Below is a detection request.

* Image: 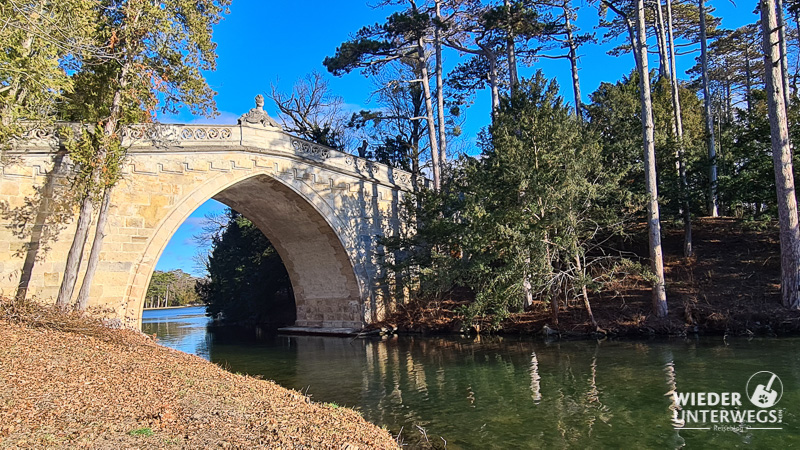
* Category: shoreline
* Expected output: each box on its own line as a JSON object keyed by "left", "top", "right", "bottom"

{"left": 364, "top": 218, "right": 794, "bottom": 340}
{"left": 142, "top": 304, "right": 203, "bottom": 311}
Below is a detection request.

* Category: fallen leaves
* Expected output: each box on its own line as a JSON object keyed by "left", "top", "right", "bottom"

{"left": 0, "top": 303, "right": 398, "bottom": 449}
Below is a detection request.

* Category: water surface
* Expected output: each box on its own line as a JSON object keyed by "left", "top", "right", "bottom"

{"left": 143, "top": 307, "right": 800, "bottom": 448}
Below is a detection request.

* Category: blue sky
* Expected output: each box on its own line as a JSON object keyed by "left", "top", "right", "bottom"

{"left": 155, "top": 0, "right": 756, "bottom": 276}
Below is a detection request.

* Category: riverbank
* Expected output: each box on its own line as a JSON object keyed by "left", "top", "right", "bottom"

{"left": 142, "top": 304, "right": 202, "bottom": 311}
{"left": 0, "top": 300, "right": 398, "bottom": 449}
{"left": 372, "top": 217, "right": 800, "bottom": 338}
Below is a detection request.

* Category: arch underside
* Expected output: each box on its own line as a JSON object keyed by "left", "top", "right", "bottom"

{"left": 211, "top": 175, "right": 364, "bottom": 329}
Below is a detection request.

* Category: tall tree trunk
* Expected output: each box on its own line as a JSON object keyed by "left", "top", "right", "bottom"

{"left": 56, "top": 0, "right": 139, "bottom": 308}
{"left": 545, "top": 237, "right": 559, "bottom": 325}
{"left": 636, "top": 0, "right": 669, "bottom": 317}
{"left": 793, "top": 9, "right": 800, "bottom": 94}
{"left": 654, "top": 1, "right": 670, "bottom": 79}
{"left": 628, "top": 24, "right": 641, "bottom": 72}
{"left": 666, "top": 0, "right": 692, "bottom": 256}
{"left": 564, "top": 1, "right": 583, "bottom": 120}
{"left": 762, "top": 0, "right": 800, "bottom": 309}
{"left": 489, "top": 55, "right": 501, "bottom": 118}
{"left": 434, "top": 0, "right": 447, "bottom": 169}
{"left": 745, "top": 42, "right": 754, "bottom": 116}
{"left": 417, "top": 37, "right": 441, "bottom": 191}
{"left": 481, "top": 44, "right": 501, "bottom": 119}
{"left": 699, "top": 0, "right": 718, "bottom": 216}
{"left": 777, "top": 0, "right": 792, "bottom": 104}
{"left": 75, "top": 187, "right": 112, "bottom": 311}
{"left": 575, "top": 252, "right": 597, "bottom": 329}
{"left": 523, "top": 253, "right": 533, "bottom": 310}
{"left": 724, "top": 67, "right": 733, "bottom": 121}
{"left": 63, "top": 7, "right": 145, "bottom": 309}
{"left": 59, "top": 62, "right": 129, "bottom": 309}
{"left": 504, "top": 0, "right": 519, "bottom": 96}
{"left": 55, "top": 194, "right": 94, "bottom": 308}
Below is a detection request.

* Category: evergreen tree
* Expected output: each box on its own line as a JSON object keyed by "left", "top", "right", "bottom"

{"left": 385, "top": 74, "right": 633, "bottom": 329}
{"left": 196, "top": 209, "right": 295, "bottom": 326}
{"left": 324, "top": 4, "right": 444, "bottom": 189}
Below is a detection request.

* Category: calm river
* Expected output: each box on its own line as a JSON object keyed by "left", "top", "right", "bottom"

{"left": 143, "top": 306, "right": 800, "bottom": 448}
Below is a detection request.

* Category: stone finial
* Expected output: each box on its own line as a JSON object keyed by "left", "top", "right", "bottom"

{"left": 238, "top": 94, "right": 280, "bottom": 128}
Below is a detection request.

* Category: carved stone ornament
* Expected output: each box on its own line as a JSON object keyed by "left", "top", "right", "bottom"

{"left": 238, "top": 94, "right": 281, "bottom": 128}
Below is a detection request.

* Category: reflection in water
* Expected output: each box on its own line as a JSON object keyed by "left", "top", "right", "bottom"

{"left": 664, "top": 352, "right": 685, "bottom": 429}
{"left": 142, "top": 307, "right": 212, "bottom": 359}
{"left": 530, "top": 351, "right": 542, "bottom": 403}
{"left": 143, "top": 308, "right": 800, "bottom": 449}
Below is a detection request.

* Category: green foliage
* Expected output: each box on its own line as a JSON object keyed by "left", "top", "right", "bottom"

{"left": 384, "top": 73, "right": 634, "bottom": 327}
{"left": 482, "top": 0, "right": 543, "bottom": 39}
{"left": 460, "top": 73, "right": 631, "bottom": 322}
{"left": 323, "top": 9, "right": 430, "bottom": 77}
{"left": 60, "top": 125, "right": 125, "bottom": 196}
{"left": 717, "top": 92, "right": 800, "bottom": 218}
{"left": 56, "top": 0, "right": 231, "bottom": 200}
{"left": 0, "top": 0, "right": 94, "bottom": 146}
{"left": 196, "top": 209, "right": 294, "bottom": 327}
{"left": 64, "top": 0, "right": 230, "bottom": 122}
{"left": 586, "top": 71, "right": 706, "bottom": 218}
{"left": 371, "top": 137, "right": 414, "bottom": 172}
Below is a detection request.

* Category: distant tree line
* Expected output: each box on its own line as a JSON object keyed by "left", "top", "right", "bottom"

{"left": 144, "top": 270, "right": 200, "bottom": 309}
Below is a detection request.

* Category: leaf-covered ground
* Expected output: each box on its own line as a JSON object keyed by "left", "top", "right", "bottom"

{"left": 0, "top": 305, "right": 398, "bottom": 449}
{"left": 373, "top": 217, "right": 800, "bottom": 337}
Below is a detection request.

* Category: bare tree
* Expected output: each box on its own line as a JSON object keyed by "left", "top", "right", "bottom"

{"left": 269, "top": 72, "right": 351, "bottom": 150}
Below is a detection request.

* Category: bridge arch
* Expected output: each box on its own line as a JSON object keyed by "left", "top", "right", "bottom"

{"left": 0, "top": 120, "right": 417, "bottom": 330}
{"left": 130, "top": 169, "right": 365, "bottom": 329}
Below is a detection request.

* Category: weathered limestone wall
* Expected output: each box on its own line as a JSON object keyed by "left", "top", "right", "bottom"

{"left": 0, "top": 122, "right": 414, "bottom": 329}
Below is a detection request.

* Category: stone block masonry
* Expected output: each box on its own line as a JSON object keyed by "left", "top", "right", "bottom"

{"left": 0, "top": 102, "right": 416, "bottom": 329}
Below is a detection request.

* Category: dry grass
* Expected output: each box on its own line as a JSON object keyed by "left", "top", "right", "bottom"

{"left": 0, "top": 297, "right": 132, "bottom": 343}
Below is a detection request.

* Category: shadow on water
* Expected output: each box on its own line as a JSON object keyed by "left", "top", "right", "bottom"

{"left": 143, "top": 308, "right": 800, "bottom": 449}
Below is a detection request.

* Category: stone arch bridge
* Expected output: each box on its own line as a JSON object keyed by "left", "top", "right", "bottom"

{"left": 0, "top": 112, "right": 417, "bottom": 330}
